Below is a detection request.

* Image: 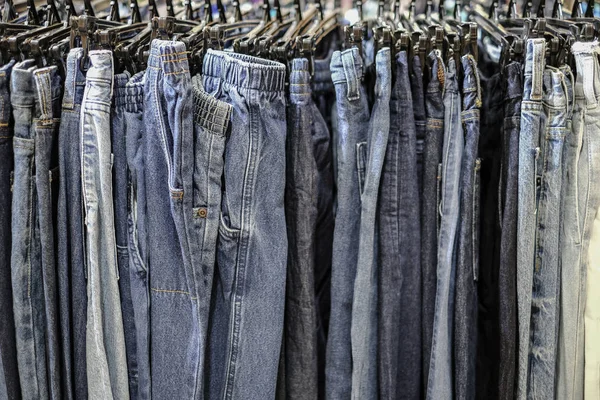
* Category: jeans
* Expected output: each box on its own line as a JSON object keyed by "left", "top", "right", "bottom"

{"left": 527, "top": 66, "right": 569, "bottom": 400}
{"left": 516, "top": 39, "right": 546, "bottom": 400}
{"left": 498, "top": 61, "right": 522, "bottom": 400}
{"left": 81, "top": 50, "right": 130, "bottom": 400}
{"left": 125, "top": 71, "right": 150, "bottom": 400}
{"left": 411, "top": 54, "right": 426, "bottom": 193}
{"left": 112, "top": 72, "right": 138, "bottom": 399}
{"left": 426, "top": 57, "right": 463, "bottom": 400}
{"left": 326, "top": 47, "right": 370, "bottom": 400}
{"left": 562, "top": 41, "right": 600, "bottom": 400}
{"left": 0, "top": 59, "right": 20, "bottom": 400}
{"left": 453, "top": 54, "right": 482, "bottom": 400}
{"left": 143, "top": 40, "right": 200, "bottom": 399}
{"left": 378, "top": 50, "right": 421, "bottom": 400}
{"left": 421, "top": 50, "right": 445, "bottom": 389}
{"left": 350, "top": 48, "right": 391, "bottom": 400}
{"left": 57, "top": 48, "right": 88, "bottom": 400}
{"left": 11, "top": 60, "right": 56, "bottom": 400}
{"left": 202, "top": 49, "right": 287, "bottom": 400}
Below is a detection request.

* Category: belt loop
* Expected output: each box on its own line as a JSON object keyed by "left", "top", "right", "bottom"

{"left": 575, "top": 52, "right": 597, "bottom": 107}
{"left": 531, "top": 39, "right": 545, "bottom": 101}
{"left": 341, "top": 49, "right": 360, "bottom": 101}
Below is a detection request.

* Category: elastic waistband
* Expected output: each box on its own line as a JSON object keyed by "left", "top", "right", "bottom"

{"left": 126, "top": 71, "right": 145, "bottom": 113}
{"left": 113, "top": 72, "right": 130, "bottom": 108}
{"left": 63, "top": 48, "right": 86, "bottom": 109}
{"left": 147, "top": 39, "right": 189, "bottom": 76}
{"left": 11, "top": 60, "right": 36, "bottom": 107}
{"left": 203, "top": 49, "right": 286, "bottom": 92}
{"left": 192, "top": 75, "right": 232, "bottom": 137}
{"left": 290, "top": 58, "right": 311, "bottom": 104}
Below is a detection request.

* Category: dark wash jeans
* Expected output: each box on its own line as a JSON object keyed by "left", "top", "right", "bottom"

{"left": 112, "top": 72, "right": 138, "bottom": 399}
{"left": 0, "top": 59, "right": 20, "bottom": 400}
{"left": 326, "top": 47, "right": 370, "bottom": 400}
{"left": 57, "top": 48, "right": 88, "bottom": 400}
{"left": 125, "top": 71, "right": 150, "bottom": 400}
{"left": 378, "top": 50, "right": 421, "bottom": 400}
{"left": 453, "top": 54, "right": 482, "bottom": 400}
{"left": 143, "top": 40, "right": 202, "bottom": 399}
{"left": 411, "top": 55, "right": 426, "bottom": 193}
{"left": 202, "top": 49, "right": 288, "bottom": 400}
{"left": 421, "top": 50, "right": 445, "bottom": 390}
{"left": 498, "top": 61, "right": 522, "bottom": 400}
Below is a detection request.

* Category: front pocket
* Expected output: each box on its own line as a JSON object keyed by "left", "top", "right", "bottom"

{"left": 356, "top": 141, "right": 367, "bottom": 195}
{"left": 216, "top": 214, "right": 241, "bottom": 301}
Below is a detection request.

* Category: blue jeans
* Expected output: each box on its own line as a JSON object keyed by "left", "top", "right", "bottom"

{"left": 202, "top": 49, "right": 287, "bottom": 400}
{"left": 426, "top": 57, "right": 463, "bottom": 400}
{"left": 516, "top": 39, "right": 546, "bottom": 400}
{"left": 81, "top": 50, "right": 130, "bottom": 400}
{"left": 326, "top": 47, "right": 370, "bottom": 400}
{"left": 0, "top": 59, "right": 20, "bottom": 400}
{"left": 377, "top": 50, "right": 421, "bottom": 400}
{"left": 125, "top": 71, "right": 150, "bottom": 400}
{"left": 57, "top": 48, "right": 88, "bottom": 400}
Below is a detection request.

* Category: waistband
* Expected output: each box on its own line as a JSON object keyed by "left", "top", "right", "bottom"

{"left": 126, "top": 71, "right": 145, "bottom": 113}
{"left": 192, "top": 75, "right": 232, "bottom": 137}
{"left": 445, "top": 57, "right": 459, "bottom": 93}
{"left": 290, "top": 58, "right": 311, "bottom": 104}
{"left": 33, "top": 65, "right": 61, "bottom": 119}
{"left": 113, "top": 72, "right": 131, "bottom": 108}
{"left": 11, "top": 60, "right": 36, "bottom": 107}
{"left": 0, "top": 59, "right": 15, "bottom": 95}
{"left": 331, "top": 47, "right": 364, "bottom": 101}
{"left": 85, "top": 50, "right": 114, "bottom": 105}
{"left": 63, "top": 48, "right": 86, "bottom": 109}
{"left": 203, "top": 49, "right": 286, "bottom": 92}
{"left": 147, "top": 39, "right": 189, "bottom": 76}
{"left": 461, "top": 53, "right": 482, "bottom": 107}
{"left": 572, "top": 41, "right": 600, "bottom": 106}
{"left": 543, "top": 66, "right": 568, "bottom": 110}
{"left": 504, "top": 61, "right": 523, "bottom": 101}
{"left": 375, "top": 48, "right": 392, "bottom": 99}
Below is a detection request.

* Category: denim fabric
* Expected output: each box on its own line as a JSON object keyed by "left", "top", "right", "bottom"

{"left": 516, "top": 38, "right": 546, "bottom": 400}
{"left": 143, "top": 40, "right": 201, "bottom": 399}
{"left": 498, "top": 61, "right": 522, "bottom": 400}
{"left": 426, "top": 57, "right": 463, "bottom": 400}
{"left": 0, "top": 59, "right": 20, "bottom": 400}
{"left": 421, "top": 50, "right": 445, "bottom": 389}
{"left": 33, "top": 64, "right": 63, "bottom": 400}
{"left": 202, "top": 49, "right": 287, "bottom": 400}
{"left": 477, "top": 60, "right": 505, "bottom": 400}
{"left": 81, "top": 50, "right": 130, "bottom": 400}
{"left": 562, "top": 41, "right": 600, "bottom": 400}
{"left": 411, "top": 55, "right": 426, "bottom": 193}
{"left": 326, "top": 47, "right": 370, "bottom": 400}
{"left": 112, "top": 72, "right": 138, "bottom": 399}
{"left": 280, "top": 58, "right": 320, "bottom": 400}
{"left": 350, "top": 48, "right": 391, "bottom": 400}
{"left": 378, "top": 50, "right": 421, "bottom": 400}
{"left": 453, "top": 54, "right": 482, "bottom": 400}
{"left": 57, "top": 47, "right": 88, "bottom": 400}
{"left": 11, "top": 60, "right": 49, "bottom": 400}
{"left": 527, "top": 66, "right": 569, "bottom": 399}
{"left": 124, "top": 71, "right": 150, "bottom": 400}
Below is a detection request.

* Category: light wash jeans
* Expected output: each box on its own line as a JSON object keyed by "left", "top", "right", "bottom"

{"left": 586, "top": 204, "right": 600, "bottom": 399}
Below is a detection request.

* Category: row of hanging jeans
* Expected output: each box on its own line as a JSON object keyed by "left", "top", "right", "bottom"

{"left": 2, "top": 29, "right": 600, "bottom": 400}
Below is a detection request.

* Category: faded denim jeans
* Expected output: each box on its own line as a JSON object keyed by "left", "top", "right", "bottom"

{"left": 326, "top": 47, "right": 370, "bottom": 400}
{"left": 81, "top": 50, "right": 130, "bottom": 400}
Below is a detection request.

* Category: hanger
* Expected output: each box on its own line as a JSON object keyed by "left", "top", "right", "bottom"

{"left": 233, "top": 0, "right": 272, "bottom": 54}
{"left": 2, "top": 0, "right": 18, "bottom": 23}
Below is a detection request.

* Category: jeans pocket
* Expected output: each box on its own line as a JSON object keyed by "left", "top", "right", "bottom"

{"left": 472, "top": 158, "right": 481, "bottom": 281}
{"left": 356, "top": 141, "right": 367, "bottom": 195}
{"left": 216, "top": 213, "right": 241, "bottom": 300}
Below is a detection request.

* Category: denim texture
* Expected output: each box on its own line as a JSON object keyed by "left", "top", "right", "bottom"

{"left": 112, "top": 72, "right": 138, "bottom": 399}
{"left": 124, "top": 71, "right": 150, "bottom": 400}
{"left": 143, "top": 40, "right": 201, "bottom": 399}
{"left": 426, "top": 57, "right": 463, "bottom": 400}
{"left": 453, "top": 54, "right": 482, "bottom": 400}
{"left": 527, "top": 66, "right": 569, "bottom": 400}
{"left": 350, "top": 48, "right": 391, "bottom": 400}
{"left": 377, "top": 50, "right": 421, "bottom": 400}
{"left": 563, "top": 41, "right": 600, "bottom": 400}
{"left": 11, "top": 60, "right": 52, "bottom": 400}
{"left": 81, "top": 50, "right": 130, "bottom": 400}
{"left": 0, "top": 59, "right": 20, "bottom": 400}
{"left": 498, "top": 61, "right": 522, "bottom": 400}
{"left": 326, "top": 47, "right": 370, "bottom": 400}
{"left": 517, "top": 38, "right": 546, "bottom": 400}
{"left": 57, "top": 48, "right": 88, "bottom": 400}
{"left": 202, "top": 49, "right": 287, "bottom": 400}
{"left": 421, "top": 50, "right": 445, "bottom": 389}
{"left": 410, "top": 55, "right": 426, "bottom": 193}
{"left": 278, "top": 58, "right": 320, "bottom": 400}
